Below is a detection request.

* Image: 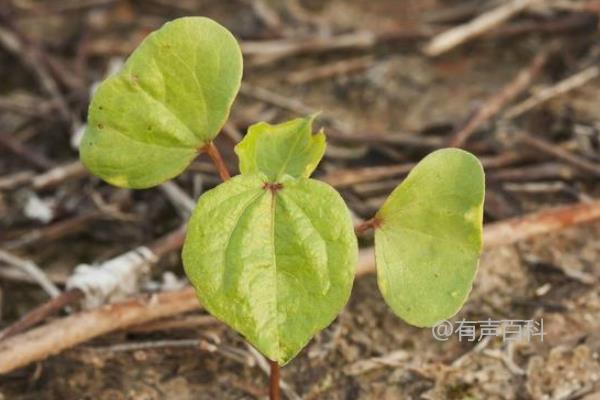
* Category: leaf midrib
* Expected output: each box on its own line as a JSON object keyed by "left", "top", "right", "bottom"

{"left": 269, "top": 188, "right": 281, "bottom": 358}
{"left": 218, "top": 184, "right": 283, "bottom": 358}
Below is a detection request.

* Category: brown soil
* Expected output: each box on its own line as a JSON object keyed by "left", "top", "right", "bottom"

{"left": 0, "top": 0, "right": 599, "bottom": 399}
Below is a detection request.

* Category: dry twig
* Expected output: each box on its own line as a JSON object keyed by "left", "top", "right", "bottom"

{"left": 0, "top": 250, "right": 61, "bottom": 298}
{"left": 482, "top": 199, "right": 600, "bottom": 247}
{"left": 449, "top": 50, "right": 548, "bottom": 147}
{"left": 0, "top": 161, "right": 86, "bottom": 192}
{"left": 2, "top": 200, "right": 600, "bottom": 373}
{"left": 0, "top": 133, "right": 55, "bottom": 170}
{"left": 0, "top": 22, "right": 71, "bottom": 123}
{"left": 504, "top": 65, "right": 599, "bottom": 119}
{"left": 241, "top": 83, "right": 447, "bottom": 150}
{"left": 0, "top": 287, "right": 199, "bottom": 374}
{"left": 0, "top": 226, "right": 186, "bottom": 340}
{"left": 515, "top": 132, "right": 600, "bottom": 177}
{"left": 287, "top": 56, "right": 374, "bottom": 85}
{"left": 343, "top": 350, "right": 409, "bottom": 376}
{"left": 424, "top": 0, "right": 543, "bottom": 56}
{"left": 321, "top": 152, "right": 525, "bottom": 189}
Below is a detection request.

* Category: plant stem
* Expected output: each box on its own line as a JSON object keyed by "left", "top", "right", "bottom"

{"left": 204, "top": 142, "right": 281, "bottom": 399}
{"left": 269, "top": 359, "right": 280, "bottom": 400}
{"left": 202, "top": 142, "right": 231, "bottom": 181}
{"left": 354, "top": 217, "right": 381, "bottom": 235}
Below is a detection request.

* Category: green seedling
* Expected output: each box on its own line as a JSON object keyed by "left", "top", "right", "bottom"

{"left": 80, "top": 17, "right": 485, "bottom": 398}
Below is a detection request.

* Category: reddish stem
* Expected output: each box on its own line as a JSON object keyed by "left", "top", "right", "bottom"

{"left": 269, "top": 360, "right": 280, "bottom": 400}
{"left": 354, "top": 217, "right": 381, "bottom": 235}
{"left": 202, "top": 142, "right": 231, "bottom": 181}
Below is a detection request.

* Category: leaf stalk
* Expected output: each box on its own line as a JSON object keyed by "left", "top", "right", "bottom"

{"left": 269, "top": 359, "right": 280, "bottom": 400}
{"left": 354, "top": 217, "right": 381, "bottom": 235}
{"left": 202, "top": 142, "right": 231, "bottom": 181}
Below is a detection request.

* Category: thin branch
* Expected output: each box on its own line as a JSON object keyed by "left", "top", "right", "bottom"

{"left": 32, "top": 161, "right": 87, "bottom": 190}
{"left": 0, "top": 287, "right": 199, "bottom": 374}
{"left": 0, "top": 264, "right": 65, "bottom": 285}
{"left": 99, "top": 338, "right": 202, "bottom": 353}
{"left": 0, "top": 133, "right": 55, "bottom": 170}
{"left": 424, "top": 0, "right": 543, "bottom": 56}
{"left": 503, "top": 65, "right": 599, "bottom": 119}
{"left": 240, "top": 83, "right": 313, "bottom": 115}
{"left": 0, "top": 289, "right": 84, "bottom": 341}
{"left": 2, "top": 200, "right": 600, "bottom": 373}
{"left": 241, "top": 31, "right": 378, "bottom": 66}
{"left": 127, "top": 314, "right": 217, "bottom": 333}
{"left": 344, "top": 350, "right": 409, "bottom": 376}
{"left": 487, "top": 162, "right": 582, "bottom": 182}
{"left": 321, "top": 152, "right": 524, "bottom": 189}
{"left": 0, "top": 171, "right": 34, "bottom": 191}
{"left": 449, "top": 49, "right": 548, "bottom": 147}
{"left": 0, "top": 226, "right": 186, "bottom": 340}
{"left": 0, "top": 22, "right": 72, "bottom": 123}
{"left": 0, "top": 161, "right": 86, "bottom": 192}
{"left": 322, "top": 163, "right": 414, "bottom": 189}
{"left": 4, "top": 210, "right": 103, "bottom": 250}
{"left": 0, "top": 250, "right": 61, "bottom": 298}
{"left": 240, "top": 83, "right": 441, "bottom": 150}
{"left": 222, "top": 122, "right": 244, "bottom": 143}
{"left": 482, "top": 199, "right": 600, "bottom": 248}
{"left": 159, "top": 181, "right": 196, "bottom": 218}
{"left": 515, "top": 132, "right": 600, "bottom": 177}
{"left": 287, "top": 55, "right": 374, "bottom": 85}
{"left": 146, "top": 225, "right": 186, "bottom": 258}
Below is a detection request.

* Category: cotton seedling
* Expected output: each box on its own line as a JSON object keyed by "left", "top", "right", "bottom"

{"left": 80, "top": 17, "right": 485, "bottom": 399}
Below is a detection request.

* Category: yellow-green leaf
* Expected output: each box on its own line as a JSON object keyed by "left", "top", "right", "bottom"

{"left": 374, "top": 148, "right": 485, "bottom": 327}
{"left": 234, "top": 116, "right": 326, "bottom": 181}
{"left": 80, "top": 17, "right": 242, "bottom": 188}
{"left": 183, "top": 173, "right": 357, "bottom": 364}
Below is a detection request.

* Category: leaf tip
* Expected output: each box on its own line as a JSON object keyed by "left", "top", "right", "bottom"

{"left": 307, "top": 110, "right": 322, "bottom": 121}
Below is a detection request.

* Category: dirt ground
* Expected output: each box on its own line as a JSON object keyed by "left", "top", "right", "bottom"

{"left": 0, "top": 0, "right": 599, "bottom": 399}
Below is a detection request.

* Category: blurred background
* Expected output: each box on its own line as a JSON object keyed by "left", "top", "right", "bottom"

{"left": 0, "top": 0, "right": 599, "bottom": 398}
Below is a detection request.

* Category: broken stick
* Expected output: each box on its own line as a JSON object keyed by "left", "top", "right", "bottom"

{"left": 424, "top": 0, "right": 543, "bottom": 56}
{"left": 1, "top": 200, "right": 600, "bottom": 374}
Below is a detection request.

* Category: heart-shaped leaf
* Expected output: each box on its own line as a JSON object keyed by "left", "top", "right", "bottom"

{"left": 234, "top": 115, "right": 326, "bottom": 181}
{"left": 183, "top": 173, "right": 357, "bottom": 364}
{"left": 80, "top": 17, "right": 243, "bottom": 188}
{"left": 374, "top": 148, "right": 484, "bottom": 327}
